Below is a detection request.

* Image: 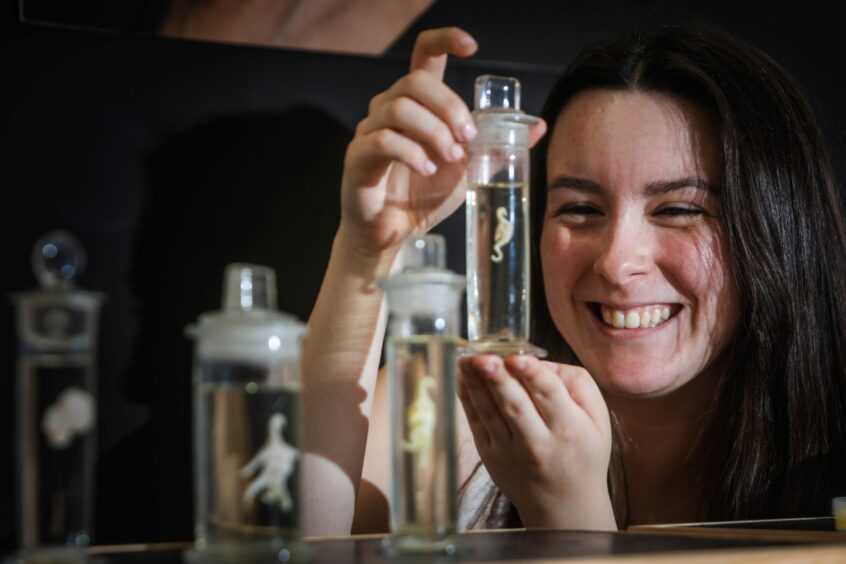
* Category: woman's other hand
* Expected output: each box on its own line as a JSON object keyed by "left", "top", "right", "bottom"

{"left": 458, "top": 355, "right": 617, "bottom": 530}
{"left": 340, "top": 27, "right": 546, "bottom": 256}
{"left": 340, "top": 27, "right": 477, "bottom": 255}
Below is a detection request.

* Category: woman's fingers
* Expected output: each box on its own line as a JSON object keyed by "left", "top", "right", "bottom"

{"left": 345, "top": 129, "right": 435, "bottom": 187}
{"left": 504, "top": 356, "right": 582, "bottom": 431}
{"left": 459, "top": 358, "right": 514, "bottom": 443}
{"left": 463, "top": 356, "right": 550, "bottom": 444}
{"left": 357, "top": 96, "right": 467, "bottom": 166}
{"left": 508, "top": 357, "right": 609, "bottom": 437}
{"left": 457, "top": 370, "right": 491, "bottom": 448}
{"left": 410, "top": 27, "right": 477, "bottom": 79}
{"left": 556, "top": 363, "right": 611, "bottom": 436}
{"left": 348, "top": 28, "right": 478, "bottom": 186}
{"left": 360, "top": 69, "right": 476, "bottom": 153}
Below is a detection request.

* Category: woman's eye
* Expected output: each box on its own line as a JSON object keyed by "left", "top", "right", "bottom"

{"left": 553, "top": 203, "right": 602, "bottom": 217}
{"left": 655, "top": 205, "right": 706, "bottom": 217}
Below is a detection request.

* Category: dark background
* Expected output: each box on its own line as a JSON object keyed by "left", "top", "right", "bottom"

{"left": 2, "top": 0, "right": 844, "bottom": 550}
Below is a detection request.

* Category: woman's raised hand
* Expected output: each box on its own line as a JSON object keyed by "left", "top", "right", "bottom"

{"left": 458, "top": 355, "right": 617, "bottom": 530}
{"left": 340, "top": 27, "right": 479, "bottom": 255}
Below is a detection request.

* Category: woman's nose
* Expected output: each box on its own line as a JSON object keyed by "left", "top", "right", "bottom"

{"left": 592, "top": 220, "right": 652, "bottom": 285}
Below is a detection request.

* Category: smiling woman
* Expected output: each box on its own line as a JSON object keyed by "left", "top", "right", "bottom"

{"left": 528, "top": 24, "right": 846, "bottom": 527}
{"left": 541, "top": 89, "right": 737, "bottom": 399}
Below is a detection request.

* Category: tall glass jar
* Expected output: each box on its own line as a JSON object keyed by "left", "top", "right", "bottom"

{"left": 466, "top": 75, "right": 546, "bottom": 357}
{"left": 11, "top": 231, "right": 104, "bottom": 563}
{"left": 379, "top": 235, "right": 465, "bottom": 555}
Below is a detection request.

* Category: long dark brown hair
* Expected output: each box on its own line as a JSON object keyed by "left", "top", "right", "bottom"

{"left": 530, "top": 24, "right": 846, "bottom": 524}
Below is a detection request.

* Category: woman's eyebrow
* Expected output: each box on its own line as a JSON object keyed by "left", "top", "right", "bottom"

{"left": 547, "top": 175, "right": 713, "bottom": 194}
{"left": 644, "top": 176, "right": 714, "bottom": 195}
{"left": 547, "top": 175, "right": 603, "bottom": 193}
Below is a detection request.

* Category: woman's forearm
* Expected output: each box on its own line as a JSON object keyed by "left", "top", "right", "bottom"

{"left": 300, "top": 225, "right": 400, "bottom": 536}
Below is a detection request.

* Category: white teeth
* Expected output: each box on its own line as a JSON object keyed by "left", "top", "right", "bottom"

{"left": 612, "top": 311, "right": 625, "bottom": 329}
{"left": 599, "top": 304, "right": 675, "bottom": 329}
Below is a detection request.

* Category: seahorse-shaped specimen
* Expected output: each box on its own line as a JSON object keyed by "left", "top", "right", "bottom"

{"left": 402, "top": 375, "right": 437, "bottom": 468}
{"left": 491, "top": 206, "right": 514, "bottom": 263}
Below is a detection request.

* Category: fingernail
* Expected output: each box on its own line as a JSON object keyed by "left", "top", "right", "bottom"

{"left": 542, "top": 361, "right": 557, "bottom": 371}
{"left": 462, "top": 122, "right": 477, "bottom": 141}
{"left": 512, "top": 357, "right": 527, "bottom": 371}
{"left": 459, "top": 34, "right": 477, "bottom": 47}
{"left": 482, "top": 360, "right": 496, "bottom": 374}
{"left": 424, "top": 160, "right": 437, "bottom": 175}
{"left": 449, "top": 144, "right": 464, "bottom": 161}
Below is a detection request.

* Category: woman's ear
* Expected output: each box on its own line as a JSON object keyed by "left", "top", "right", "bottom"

{"left": 529, "top": 118, "right": 548, "bottom": 148}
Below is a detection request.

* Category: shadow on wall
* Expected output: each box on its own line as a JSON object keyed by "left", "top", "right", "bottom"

{"left": 96, "top": 107, "right": 349, "bottom": 543}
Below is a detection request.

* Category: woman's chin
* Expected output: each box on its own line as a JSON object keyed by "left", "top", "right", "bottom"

{"left": 588, "top": 362, "right": 689, "bottom": 399}
{"left": 603, "top": 381, "right": 675, "bottom": 399}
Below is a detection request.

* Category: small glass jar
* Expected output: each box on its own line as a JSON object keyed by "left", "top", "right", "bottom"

{"left": 185, "top": 264, "right": 307, "bottom": 562}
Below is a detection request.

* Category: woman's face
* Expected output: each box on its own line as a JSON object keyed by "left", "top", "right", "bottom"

{"left": 541, "top": 89, "right": 740, "bottom": 399}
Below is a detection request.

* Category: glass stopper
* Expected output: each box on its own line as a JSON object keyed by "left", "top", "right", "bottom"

{"left": 222, "top": 263, "right": 278, "bottom": 312}
{"left": 31, "top": 230, "right": 86, "bottom": 289}
{"left": 474, "top": 75, "right": 522, "bottom": 112}
{"left": 403, "top": 234, "right": 446, "bottom": 270}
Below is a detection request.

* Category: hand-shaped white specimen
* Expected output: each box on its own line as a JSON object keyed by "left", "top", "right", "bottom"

{"left": 240, "top": 413, "right": 299, "bottom": 512}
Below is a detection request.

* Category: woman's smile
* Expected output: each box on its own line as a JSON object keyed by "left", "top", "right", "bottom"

{"left": 591, "top": 302, "right": 681, "bottom": 330}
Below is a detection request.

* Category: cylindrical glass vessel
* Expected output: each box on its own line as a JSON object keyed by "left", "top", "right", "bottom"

{"left": 11, "top": 231, "right": 104, "bottom": 562}
{"left": 379, "top": 235, "right": 465, "bottom": 555}
{"left": 466, "top": 75, "right": 546, "bottom": 357}
{"left": 186, "top": 264, "right": 306, "bottom": 561}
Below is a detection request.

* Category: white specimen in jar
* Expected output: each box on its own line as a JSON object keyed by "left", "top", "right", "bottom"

{"left": 402, "top": 375, "right": 436, "bottom": 467}
{"left": 240, "top": 413, "right": 298, "bottom": 512}
{"left": 42, "top": 387, "right": 96, "bottom": 449}
{"left": 491, "top": 206, "right": 514, "bottom": 263}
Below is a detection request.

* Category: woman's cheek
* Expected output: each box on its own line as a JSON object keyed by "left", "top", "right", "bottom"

{"left": 540, "top": 225, "right": 585, "bottom": 315}
{"left": 540, "top": 225, "right": 569, "bottom": 290}
{"left": 658, "top": 229, "right": 725, "bottom": 298}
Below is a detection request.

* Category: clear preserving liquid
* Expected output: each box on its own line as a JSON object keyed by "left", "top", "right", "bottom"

{"left": 18, "top": 355, "right": 96, "bottom": 548}
{"left": 386, "top": 336, "right": 458, "bottom": 540}
{"left": 194, "top": 360, "right": 300, "bottom": 547}
{"left": 466, "top": 182, "right": 530, "bottom": 345}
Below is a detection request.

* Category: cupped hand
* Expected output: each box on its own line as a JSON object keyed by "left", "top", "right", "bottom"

{"left": 458, "top": 355, "right": 616, "bottom": 530}
{"left": 340, "top": 27, "right": 546, "bottom": 256}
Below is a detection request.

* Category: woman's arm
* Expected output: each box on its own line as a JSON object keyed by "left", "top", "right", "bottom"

{"left": 299, "top": 27, "right": 481, "bottom": 537}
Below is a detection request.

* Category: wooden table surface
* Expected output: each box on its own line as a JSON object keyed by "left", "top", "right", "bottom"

{"left": 51, "top": 525, "right": 844, "bottom": 563}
